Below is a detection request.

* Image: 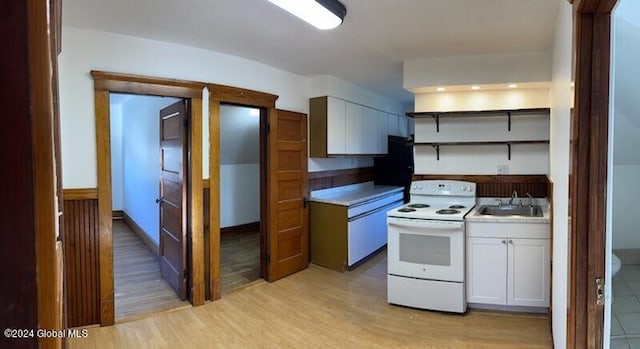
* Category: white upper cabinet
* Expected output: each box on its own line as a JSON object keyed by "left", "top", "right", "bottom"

{"left": 398, "top": 115, "right": 409, "bottom": 137}
{"left": 377, "top": 111, "right": 388, "bottom": 154}
{"left": 326, "top": 97, "right": 346, "bottom": 154}
{"left": 345, "top": 102, "right": 364, "bottom": 154}
{"left": 362, "top": 106, "right": 378, "bottom": 154}
{"left": 387, "top": 113, "right": 399, "bottom": 136}
{"left": 309, "top": 96, "right": 401, "bottom": 157}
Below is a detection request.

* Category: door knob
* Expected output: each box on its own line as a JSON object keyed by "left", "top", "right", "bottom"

{"left": 155, "top": 198, "right": 160, "bottom": 204}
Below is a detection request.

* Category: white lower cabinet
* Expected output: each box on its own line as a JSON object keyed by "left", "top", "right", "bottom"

{"left": 466, "top": 225, "right": 550, "bottom": 308}
{"left": 347, "top": 201, "right": 401, "bottom": 266}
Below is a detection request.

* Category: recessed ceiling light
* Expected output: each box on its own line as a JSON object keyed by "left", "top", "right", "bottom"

{"left": 508, "top": 84, "right": 518, "bottom": 88}
{"left": 436, "top": 87, "right": 446, "bottom": 92}
{"left": 471, "top": 85, "right": 480, "bottom": 90}
{"left": 267, "top": 0, "right": 347, "bottom": 30}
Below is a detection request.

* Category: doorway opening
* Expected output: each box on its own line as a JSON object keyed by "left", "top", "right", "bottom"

{"left": 606, "top": 1, "right": 640, "bottom": 348}
{"left": 109, "top": 93, "right": 190, "bottom": 320}
{"left": 219, "top": 104, "right": 265, "bottom": 294}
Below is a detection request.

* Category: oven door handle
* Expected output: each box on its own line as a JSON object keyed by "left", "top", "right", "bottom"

{"left": 388, "top": 219, "right": 463, "bottom": 231}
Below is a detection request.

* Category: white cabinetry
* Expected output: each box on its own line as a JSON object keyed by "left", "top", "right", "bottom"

{"left": 376, "top": 111, "right": 388, "bottom": 154}
{"left": 398, "top": 116, "right": 409, "bottom": 137}
{"left": 347, "top": 204, "right": 394, "bottom": 266}
{"left": 345, "top": 102, "right": 364, "bottom": 154}
{"left": 326, "top": 97, "right": 346, "bottom": 154}
{"left": 466, "top": 222, "right": 550, "bottom": 308}
{"left": 310, "top": 96, "right": 403, "bottom": 157}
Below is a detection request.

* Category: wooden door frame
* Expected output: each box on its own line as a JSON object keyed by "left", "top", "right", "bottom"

{"left": 207, "top": 84, "right": 278, "bottom": 300}
{"left": 91, "top": 71, "right": 206, "bottom": 326}
{"left": 568, "top": 0, "right": 617, "bottom": 348}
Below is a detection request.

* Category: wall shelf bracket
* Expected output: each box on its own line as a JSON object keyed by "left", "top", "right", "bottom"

{"left": 507, "top": 112, "right": 512, "bottom": 132}
{"left": 433, "top": 144, "right": 440, "bottom": 161}
{"left": 507, "top": 143, "right": 512, "bottom": 160}
{"left": 431, "top": 114, "right": 440, "bottom": 133}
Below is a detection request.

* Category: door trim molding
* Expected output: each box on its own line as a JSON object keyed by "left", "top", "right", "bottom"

{"left": 207, "top": 84, "right": 278, "bottom": 300}
{"left": 569, "top": 1, "right": 617, "bottom": 348}
{"left": 91, "top": 71, "right": 206, "bottom": 326}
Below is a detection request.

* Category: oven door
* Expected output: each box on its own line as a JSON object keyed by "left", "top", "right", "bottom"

{"left": 387, "top": 217, "right": 464, "bottom": 282}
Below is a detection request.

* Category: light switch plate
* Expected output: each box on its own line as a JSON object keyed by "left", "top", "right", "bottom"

{"left": 497, "top": 165, "right": 509, "bottom": 175}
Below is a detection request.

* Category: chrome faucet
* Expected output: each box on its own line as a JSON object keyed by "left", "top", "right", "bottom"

{"left": 526, "top": 193, "right": 534, "bottom": 207}
{"left": 509, "top": 190, "right": 518, "bottom": 206}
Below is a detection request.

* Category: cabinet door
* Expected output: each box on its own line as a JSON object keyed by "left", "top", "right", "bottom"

{"left": 347, "top": 217, "right": 367, "bottom": 266}
{"left": 466, "top": 237, "right": 507, "bottom": 305}
{"left": 376, "top": 111, "right": 388, "bottom": 154}
{"left": 387, "top": 113, "right": 399, "bottom": 136}
{"left": 507, "top": 238, "right": 550, "bottom": 307}
{"left": 362, "top": 106, "right": 378, "bottom": 154}
{"left": 345, "top": 102, "right": 364, "bottom": 154}
{"left": 408, "top": 117, "right": 415, "bottom": 137}
{"left": 327, "top": 97, "right": 346, "bottom": 154}
{"left": 398, "top": 116, "right": 409, "bottom": 137}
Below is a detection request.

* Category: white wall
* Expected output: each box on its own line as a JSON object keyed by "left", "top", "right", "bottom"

{"left": 219, "top": 105, "right": 260, "bottom": 228}
{"left": 413, "top": 111, "right": 550, "bottom": 175}
{"left": 59, "top": 27, "right": 308, "bottom": 188}
{"left": 59, "top": 28, "right": 405, "bottom": 188}
{"left": 548, "top": 1, "right": 573, "bottom": 348}
{"left": 121, "top": 95, "right": 180, "bottom": 245}
{"left": 110, "top": 104, "right": 123, "bottom": 210}
{"left": 403, "top": 52, "right": 552, "bottom": 91}
{"left": 612, "top": 165, "right": 640, "bottom": 249}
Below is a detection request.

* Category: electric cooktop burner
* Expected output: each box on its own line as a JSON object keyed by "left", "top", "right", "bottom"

{"left": 436, "top": 209, "right": 461, "bottom": 215}
{"left": 398, "top": 208, "right": 417, "bottom": 213}
{"left": 408, "top": 203, "right": 430, "bottom": 208}
{"left": 449, "top": 205, "right": 466, "bottom": 209}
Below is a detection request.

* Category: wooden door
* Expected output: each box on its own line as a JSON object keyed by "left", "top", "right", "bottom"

{"left": 267, "top": 109, "right": 309, "bottom": 281}
{"left": 159, "top": 100, "right": 189, "bottom": 300}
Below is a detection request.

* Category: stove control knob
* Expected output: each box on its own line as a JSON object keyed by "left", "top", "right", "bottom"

{"left": 418, "top": 185, "right": 423, "bottom": 190}
{"left": 461, "top": 186, "right": 466, "bottom": 191}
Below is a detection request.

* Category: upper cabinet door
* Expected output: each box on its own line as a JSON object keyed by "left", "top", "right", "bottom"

{"left": 398, "top": 116, "right": 409, "bottom": 137}
{"left": 326, "top": 97, "right": 346, "bottom": 154}
{"left": 377, "top": 111, "right": 388, "bottom": 154}
{"left": 362, "top": 106, "right": 378, "bottom": 154}
{"left": 345, "top": 102, "right": 364, "bottom": 154}
{"left": 387, "top": 113, "right": 399, "bottom": 136}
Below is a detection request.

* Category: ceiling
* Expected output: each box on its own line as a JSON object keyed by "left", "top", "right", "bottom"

{"left": 63, "top": 0, "right": 561, "bottom": 103}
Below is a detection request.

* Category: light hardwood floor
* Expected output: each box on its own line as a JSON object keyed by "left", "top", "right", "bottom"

{"left": 71, "top": 250, "right": 552, "bottom": 348}
{"left": 113, "top": 220, "right": 189, "bottom": 320}
{"left": 221, "top": 230, "right": 261, "bottom": 294}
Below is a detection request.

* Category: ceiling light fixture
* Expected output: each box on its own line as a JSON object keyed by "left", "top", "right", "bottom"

{"left": 436, "top": 87, "right": 446, "bottom": 92}
{"left": 471, "top": 85, "right": 480, "bottom": 90}
{"left": 508, "top": 84, "right": 518, "bottom": 88}
{"left": 267, "top": 0, "right": 347, "bottom": 30}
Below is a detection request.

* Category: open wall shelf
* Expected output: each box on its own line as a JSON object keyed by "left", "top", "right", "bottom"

{"left": 414, "top": 140, "right": 550, "bottom": 160}
{"left": 407, "top": 108, "right": 550, "bottom": 133}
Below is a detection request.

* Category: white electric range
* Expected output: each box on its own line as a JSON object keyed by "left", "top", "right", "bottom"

{"left": 386, "top": 180, "right": 476, "bottom": 313}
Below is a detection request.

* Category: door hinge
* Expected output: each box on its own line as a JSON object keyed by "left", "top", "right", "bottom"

{"left": 264, "top": 123, "right": 270, "bottom": 135}
{"left": 595, "top": 277, "right": 605, "bottom": 305}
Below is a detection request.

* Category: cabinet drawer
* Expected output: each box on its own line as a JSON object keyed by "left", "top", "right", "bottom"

{"left": 347, "top": 192, "right": 403, "bottom": 218}
{"left": 466, "top": 222, "right": 550, "bottom": 239}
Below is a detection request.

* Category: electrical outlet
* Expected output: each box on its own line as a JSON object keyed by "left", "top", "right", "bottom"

{"left": 497, "top": 165, "right": 509, "bottom": 175}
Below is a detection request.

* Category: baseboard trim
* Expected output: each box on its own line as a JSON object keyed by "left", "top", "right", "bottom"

{"left": 112, "top": 210, "right": 124, "bottom": 220}
{"left": 122, "top": 212, "right": 159, "bottom": 256}
{"left": 220, "top": 222, "right": 260, "bottom": 236}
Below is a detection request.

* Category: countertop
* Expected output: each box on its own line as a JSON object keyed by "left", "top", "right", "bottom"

{"left": 465, "top": 197, "right": 551, "bottom": 223}
{"left": 309, "top": 181, "right": 404, "bottom": 207}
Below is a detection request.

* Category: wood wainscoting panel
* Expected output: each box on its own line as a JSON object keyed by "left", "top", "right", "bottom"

{"left": 309, "top": 167, "right": 375, "bottom": 191}
{"left": 412, "top": 175, "right": 550, "bottom": 198}
{"left": 62, "top": 198, "right": 100, "bottom": 328}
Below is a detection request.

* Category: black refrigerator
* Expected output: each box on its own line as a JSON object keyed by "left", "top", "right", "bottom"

{"left": 373, "top": 135, "right": 414, "bottom": 202}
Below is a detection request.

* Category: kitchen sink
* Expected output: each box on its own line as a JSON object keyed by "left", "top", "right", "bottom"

{"left": 477, "top": 205, "right": 543, "bottom": 217}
